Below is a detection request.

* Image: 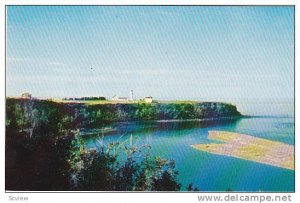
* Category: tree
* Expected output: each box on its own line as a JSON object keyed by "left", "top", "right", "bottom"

{"left": 77, "top": 137, "right": 181, "bottom": 191}
{"left": 186, "top": 183, "right": 200, "bottom": 191}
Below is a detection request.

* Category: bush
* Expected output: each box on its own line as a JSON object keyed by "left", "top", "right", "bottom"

{"left": 77, "top": 136, "right": 181, "bottom": 191}
{"left": 5, "top": 98, "right": 182, "bottom": 191}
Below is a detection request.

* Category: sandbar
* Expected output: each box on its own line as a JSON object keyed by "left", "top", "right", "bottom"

{"left": 191, "top": 131, "right": 294, "bottom": 170}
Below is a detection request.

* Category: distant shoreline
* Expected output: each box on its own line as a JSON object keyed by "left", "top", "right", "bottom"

{"left": 124, "top": 116, "right": 244, "bottom": 123}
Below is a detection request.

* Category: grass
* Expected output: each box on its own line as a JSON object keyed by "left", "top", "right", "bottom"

{"left": 50, "top": 99, "right": 204, "bottom": 105}
{"left": 50, "top": 99, "right": 135, "bottom": 105}
{"left": 156, "top": 100, "right": 199, "bottom": 104}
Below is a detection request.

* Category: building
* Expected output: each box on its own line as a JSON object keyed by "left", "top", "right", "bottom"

{"left": 111, "top": 95, "right": 129, "bottom": 101}
{"left": 21, "top": 92, "right": 32, "bottom": 99}
{"left": 144, "top": 96, "right": 153, "bottom": 103}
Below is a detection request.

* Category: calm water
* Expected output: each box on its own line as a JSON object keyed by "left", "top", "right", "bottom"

{"left": 82, "top": 117, "right": 295, "bottom": 192}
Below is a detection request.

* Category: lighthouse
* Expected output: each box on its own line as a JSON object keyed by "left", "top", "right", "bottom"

{"left": 130, "top": 90, "right": 133, "bottom": 101}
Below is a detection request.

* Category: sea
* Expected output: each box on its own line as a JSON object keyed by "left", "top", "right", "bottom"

{"left": 81, "top": 116, "right": 295, "bottom": 192}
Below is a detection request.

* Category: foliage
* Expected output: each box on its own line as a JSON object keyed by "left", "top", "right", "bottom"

{"left": 78, "top": 137, "right": 181, "bottom": 191}
{"left": 5, "top": 99, "right": 183, "bottom": 191}
{"left": 5, "top": 99, "right": 82, "bottom": 190}
{"left": 6, "top": 98, "right": 238, "bottom": 191}
{"left": 186, "top": 183, "right": 200, "bottom": 191}
{"left": 6, "top": 99, "right": 241, "bottom": 129}
{"left": 62, "top": 97, "right": 106, "bottom": 101}
{"left": 75, "top": 101, "right": 240, "bottom": 126}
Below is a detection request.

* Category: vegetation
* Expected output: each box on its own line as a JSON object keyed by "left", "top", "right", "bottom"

{"left": 5, "top": 98, "right": 241, "bottom": 191}
{"left": 5, "top": 99, "right": 181, "bottom": 191}
{"left": 62, "top": 96, "right": 106, "bottom": 101}
{"left": 78, "top": 140, "right": 181, "bottom": 191}
{"left": 82, "top": 102, "right": 240, "bottom": 127}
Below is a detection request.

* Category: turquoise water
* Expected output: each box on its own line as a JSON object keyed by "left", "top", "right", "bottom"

{"left": 82, "top": 117, "right": 295, "bottom": 192}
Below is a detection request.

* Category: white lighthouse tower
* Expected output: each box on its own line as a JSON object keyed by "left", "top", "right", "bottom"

{"left": 130, "top": 90, "right": 134, "bottom": 101}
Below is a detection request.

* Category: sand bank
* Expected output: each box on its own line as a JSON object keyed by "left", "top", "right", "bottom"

{"left": 191, "top": 131, "right": 294, "bottom": 170}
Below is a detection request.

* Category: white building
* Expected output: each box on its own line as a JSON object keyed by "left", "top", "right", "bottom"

{"left": 144, "top": 96, "right": 153, "bottom": 103}
{"left": 21, "top": 92, "right": 32, "bottom": 99}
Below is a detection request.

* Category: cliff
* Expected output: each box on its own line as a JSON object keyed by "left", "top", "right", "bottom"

{"left": 6, "top": 98, "right": 242, "bottom": 129}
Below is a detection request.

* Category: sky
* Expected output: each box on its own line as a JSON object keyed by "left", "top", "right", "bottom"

{"left": 6, "top": 6, "right": 294, "bottom": 116}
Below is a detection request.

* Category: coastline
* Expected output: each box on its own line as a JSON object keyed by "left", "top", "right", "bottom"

{"left": 79, "top": 116, "right": 243, "bottom": 136}
{"left": 117, "top": 116, "right": 244, "bottom": 124}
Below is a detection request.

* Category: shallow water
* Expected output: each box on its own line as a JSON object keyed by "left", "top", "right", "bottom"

{"left": 82, "top": 117, "right": 295, "bottom": 192}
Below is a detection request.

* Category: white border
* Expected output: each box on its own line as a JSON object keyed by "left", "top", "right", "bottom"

{"left": 0, "top": 1, "right": 298, "bottom": 203}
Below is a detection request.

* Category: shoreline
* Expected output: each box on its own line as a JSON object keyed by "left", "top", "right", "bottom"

{"left": 117, "top": 116, "right": 244, "bottom": 124}
{"left": 79, "top": 117, "right": 243, "bottom": 137}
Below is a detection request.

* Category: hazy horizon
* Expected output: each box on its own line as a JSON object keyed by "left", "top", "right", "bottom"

{"left": 6, "top": 6, "right": 294, "bottom": 116}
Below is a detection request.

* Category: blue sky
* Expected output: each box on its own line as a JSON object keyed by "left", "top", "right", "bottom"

{"left": 6, "top": 6, "right": 294, "bottom": 115}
